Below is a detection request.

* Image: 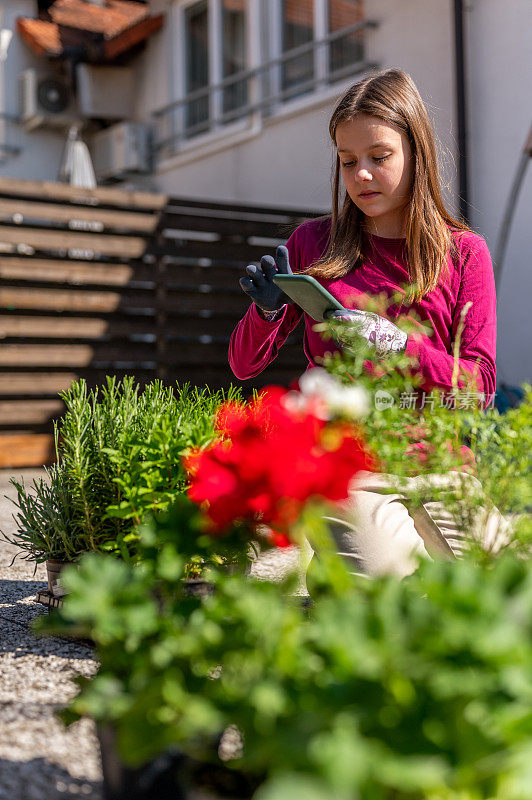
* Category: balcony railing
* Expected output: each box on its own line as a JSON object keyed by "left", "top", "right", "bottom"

{"left": 152, "top": 19, "right": 378, "bottom": 161}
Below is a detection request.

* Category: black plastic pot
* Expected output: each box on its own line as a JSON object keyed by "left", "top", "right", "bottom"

{"left": 181, "top": 578, "right": 215, "bottom": 599}
{"left": 97, "top": 725, "right": 262, "bottom": 800}
{"left": 45, "top": 558, "right": 72, "bottom": 597}
{"left": 98, "top": 725, "right": 186, "bottom": 800}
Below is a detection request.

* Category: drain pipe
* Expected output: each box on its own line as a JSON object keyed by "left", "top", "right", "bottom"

{"left": 494, "top": 125, "right": 532, "bottom": 290}
{"left": 453, "top": 0, "right": 469, "bottom": 224}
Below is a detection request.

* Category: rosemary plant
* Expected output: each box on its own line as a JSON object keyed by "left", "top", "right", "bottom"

{"left": 7, "top": 465, "right": 89, "bottom": 563}
{"left": 3, "top": 376, "right": 242, "bottom": 563}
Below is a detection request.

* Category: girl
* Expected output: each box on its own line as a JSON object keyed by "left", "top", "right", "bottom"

{"left": 229, "top": 69, "right": 507, "bottom": 576}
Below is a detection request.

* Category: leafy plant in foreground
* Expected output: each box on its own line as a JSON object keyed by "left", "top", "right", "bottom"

{"left": 36, "top": 512, "right": 532, "bottom": 800}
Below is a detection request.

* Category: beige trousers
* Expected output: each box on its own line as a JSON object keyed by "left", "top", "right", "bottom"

{"left": 323, "top": 471, "right": 513, "bottom": 579}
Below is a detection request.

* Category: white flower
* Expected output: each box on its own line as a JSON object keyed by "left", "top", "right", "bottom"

{"left": 298, "top": 368, "right": 370, "bottom": 419}
{"left": 329, "top": 385, "right": 370, "bottom": 418}
{"left": 283, "top": 388, "right": 330, "bottom": 420}
{"left": 299, "top": 367, "right": 339, "bottom": 397}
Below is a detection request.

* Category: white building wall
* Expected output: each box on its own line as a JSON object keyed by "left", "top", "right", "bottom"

{"left": 353, "top": 0, "right": 459, "bottom": 215}
{"left": 153, "top": 98, "right": 335, "bottom": 208}
{"left": 0, "top": 1, "right": 68, "bottom": 181}
{"left": 132, "top": 0, "right": 173, "bottom": 126}
{"left": 146, "top": 0, "right": 457, "bottom": 213}
{"left": 465, "top": 0, "right": 532, "bottom": 386}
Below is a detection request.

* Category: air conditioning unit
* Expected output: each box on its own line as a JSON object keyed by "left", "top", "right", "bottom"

{"left": 91, "top": 122, "right": 151, "bottom": 181}
{"left": 19, "top": 69, "right": 77, "bottom": 131}
{"left": 77, "top": 64, "right": 136, "bottom": 120}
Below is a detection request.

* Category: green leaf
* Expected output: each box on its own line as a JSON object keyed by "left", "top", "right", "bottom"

{"left": 254, "top": 773, "right": 351, "bottom": 800}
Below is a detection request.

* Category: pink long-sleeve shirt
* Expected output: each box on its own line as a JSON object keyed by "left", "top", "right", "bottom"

{"left": 229, "top": 218, "right": 497, "bottom": 404}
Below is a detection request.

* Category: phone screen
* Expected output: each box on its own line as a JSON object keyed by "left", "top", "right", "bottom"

{"left": 273, "top": 275, "right": 345, "bottom": 321}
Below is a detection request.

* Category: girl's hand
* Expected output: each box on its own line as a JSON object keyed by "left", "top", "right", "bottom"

{"left": 239, "top": 245, "right": 293, "bottom": 312}
{"left": 329, "top": 309, "right": 408, "bottom": 358}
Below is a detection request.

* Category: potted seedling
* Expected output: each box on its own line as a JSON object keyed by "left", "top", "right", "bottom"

{"left": 6, "top": 463, "right": 85, "bottom": 596}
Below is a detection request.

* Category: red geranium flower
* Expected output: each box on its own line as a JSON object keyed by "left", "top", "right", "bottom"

{"left": 185, "top": 387, "right": 376, "bottom": 546}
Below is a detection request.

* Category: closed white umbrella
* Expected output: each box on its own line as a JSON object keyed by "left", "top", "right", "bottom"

{"left": 58, "top": 124, "right": 97, "bottom": 188}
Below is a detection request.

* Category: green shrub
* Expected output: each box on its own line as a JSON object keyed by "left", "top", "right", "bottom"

{"left": 317, "top": 301, "right": 531, "bottom": 556}
{"left": 4, "top": 377, "right": 242, "bottom": 562}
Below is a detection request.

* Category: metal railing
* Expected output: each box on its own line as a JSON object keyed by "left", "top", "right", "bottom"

{"left": 152, "top": 19, "right": 378, "bottom": 160}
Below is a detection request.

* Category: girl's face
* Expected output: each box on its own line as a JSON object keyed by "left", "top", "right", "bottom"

{"left": 336, "top": 114, "right": 414, "bottom": 238}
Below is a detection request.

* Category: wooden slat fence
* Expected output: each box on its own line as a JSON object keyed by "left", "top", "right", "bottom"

{"left": 0, "top": 177, "right": 321, "bottom": 466}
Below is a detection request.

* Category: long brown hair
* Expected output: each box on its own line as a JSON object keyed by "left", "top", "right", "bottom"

{"left": 307, "top": 69, "right": 470, "bottom": 302}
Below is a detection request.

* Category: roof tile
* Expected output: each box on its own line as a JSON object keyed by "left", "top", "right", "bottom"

{"left": 48, "top": 0, "right": 149, "bottom": 40}
{"left": 18, "top": 1, "right": 163, "bottom": 60}
{"left": 18, "top": 19, "right": 64, "bottom": 57}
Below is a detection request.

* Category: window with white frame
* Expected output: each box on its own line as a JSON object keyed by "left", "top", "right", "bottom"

{"left": 180, "top": 0, "right": 249, "bottom": 138}
{"left": 160, "top": 0, "right": 367, "bottom": 153}
{"left": 328, "top": 0, "right": 365, "bottom": 79}
{"left": 222, "top": 0, "right": 248, "bottom": 113}
{"left": 184, "top": 1, "right": 209, "bottom": 132}
{"left": 280, "top": 0, "right": 314, "bottom": 93}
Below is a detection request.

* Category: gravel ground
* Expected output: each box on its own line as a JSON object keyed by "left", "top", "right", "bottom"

{"left": 0, "top": 469, "right": 102, "bottom": 800}
{"left": 0, "top": 468, "right": 300, "bottom": 800}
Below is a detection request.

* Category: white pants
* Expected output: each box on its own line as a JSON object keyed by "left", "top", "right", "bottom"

{"left": 323, "top": 471, "right": 513, "bottom": 579}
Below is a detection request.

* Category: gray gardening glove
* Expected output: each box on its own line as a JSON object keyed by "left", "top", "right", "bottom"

{"left": 239, "top": 245, "right": 293, "bottom": 313}
{"left": 329, "top": 309, "right": 407, "bottom": 359}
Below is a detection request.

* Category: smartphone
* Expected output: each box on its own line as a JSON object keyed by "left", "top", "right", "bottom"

{"left": 273, "top": 274, "right": 346, "bottom": 321}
